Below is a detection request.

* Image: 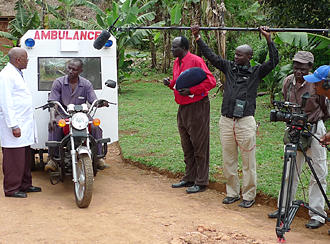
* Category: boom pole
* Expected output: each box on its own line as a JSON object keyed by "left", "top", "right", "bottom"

{"left": 116, "top": 26, "right": 329, "bottom": 35}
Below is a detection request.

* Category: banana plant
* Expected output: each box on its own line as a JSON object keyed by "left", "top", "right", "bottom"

{"left": 0, "top": 50, "right": 9, "bottom": 70}
{"left": 0, "top": 0, "right": 40, "bottom": 45}
{"left": 275, "top": 32, "right": 330, "bottom": 51}
{"left": 255, "top": 32, "right": 330, "bottom": 103}
{"left": 274, "top": 32, "right": 330, "bottom": 66}
{"left": 251, "top": 58, "right": 292, "bottom": 104}
{"left": 74, "top": 0, "right": 156, "bottom": 86}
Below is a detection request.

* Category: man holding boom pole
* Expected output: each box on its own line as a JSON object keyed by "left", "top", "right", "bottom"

{"left": 191, "top": 25, "right": 279, "bottom": 208}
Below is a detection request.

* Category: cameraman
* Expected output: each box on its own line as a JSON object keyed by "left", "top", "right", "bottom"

{"left": 304, "top": 65, "right": 330, "bottom": 145}
{"left": 268, "top": 52, "right": 328, "bottom": 229}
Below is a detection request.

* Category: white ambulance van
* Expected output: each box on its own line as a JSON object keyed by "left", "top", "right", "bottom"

{"left": 20, "top": 29, "right": 118, "bottom": 168}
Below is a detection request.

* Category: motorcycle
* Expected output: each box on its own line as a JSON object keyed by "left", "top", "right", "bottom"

{"left": 38, "top": 80, "right": 116, "bottom": 208}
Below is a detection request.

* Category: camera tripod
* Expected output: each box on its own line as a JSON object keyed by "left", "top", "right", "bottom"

{"left": 275, "top": 129, "right": 330, "bottom": 242}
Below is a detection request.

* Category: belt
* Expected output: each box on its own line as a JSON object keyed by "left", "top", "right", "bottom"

{"left": 223, "top": 114, "right": 242, "bottom": 120}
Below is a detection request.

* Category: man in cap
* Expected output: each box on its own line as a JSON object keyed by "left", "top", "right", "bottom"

{"left": 304, "top": 65, "right": 330, "bottom": 98}
{"left": 268, "top": 53, "right": 328, "bottom": 229}
{"left": 304, "top": 65, "right": 330, "bottom": 144}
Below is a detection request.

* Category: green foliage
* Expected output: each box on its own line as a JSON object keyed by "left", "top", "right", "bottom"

{"left": 0, "top": 31, "right": 17, "bottom": 42}
{"left": 261, "top": 0, "right": 329, "bottom": 28}
{"left": 257, "top": 62, "right": 292, "bottom": 100}
{"left": 226, "top": 32, "right": 267, "bottom": 62}
{"left": 170, "top": 4, "right": 182, "bottom": 25}
{"left": 76, "top": 0, "right": 156, "bottom": 86}
{"left": 0, "top": 0, "right": 40, "bottom": 44}
{"left": 0, "top": 51, "right": 9, "bottom": 70}
{"left": 35, "top": 0, "right": 87, "bottom": 28}
{"left": 274, "top": 32, "right": 330, "bottom": 68}
{"left": 223, "top": 0, "right": 265, "bottom": 61}
{"left": 234, "top": 1, "right": 265, "bottom": 25}
{"left": 225, "top": 0, "right": 265, "bottom": 26}
{"left": 276, "top": 32, "right": 309, "bottom": 47}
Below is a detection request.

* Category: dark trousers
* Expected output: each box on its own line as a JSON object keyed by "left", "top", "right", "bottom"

{"left": 177, "top": 96, "right": 210, "bottom": 186}
{"left": 2, "top": 146, "right": 32, "bottom": 195}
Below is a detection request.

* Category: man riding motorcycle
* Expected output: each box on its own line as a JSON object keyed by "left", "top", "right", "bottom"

{"left": 45, "top": 58, "right": 108, "bottom": 171}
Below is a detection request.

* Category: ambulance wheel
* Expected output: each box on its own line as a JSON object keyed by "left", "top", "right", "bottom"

{"left": 74, "top": 154, "right": 93, "bottom": 208}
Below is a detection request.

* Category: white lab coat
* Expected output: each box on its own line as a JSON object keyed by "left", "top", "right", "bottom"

{"left": 0, "top": 63, "right": 37, "bottom": 148}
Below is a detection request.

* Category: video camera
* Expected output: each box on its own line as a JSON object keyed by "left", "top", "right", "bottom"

{"left": 270, "top": 92, "right": 310, "bottom": 126}
{"left": 270, "top": 101, "right": 308, "bottom": 127}
{"left": 270, "top": 92, "right": 312, "bottom": 148}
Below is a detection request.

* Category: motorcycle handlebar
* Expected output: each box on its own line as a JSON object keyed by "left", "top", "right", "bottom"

{"left": 48, "top": 101, "right": 70, "bottom": 116}
{"left": 88, "top": 99, "right": 117, "bottom": 114}
{"left": 36, "top": 99, "right": 116, "bottom": 115}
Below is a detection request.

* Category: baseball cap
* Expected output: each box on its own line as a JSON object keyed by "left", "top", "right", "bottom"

{"left": 292, "top": 51, "right": 314, "bottom": 64}
{"left": 303, "top": 65, "right": 330, "bottom": 83}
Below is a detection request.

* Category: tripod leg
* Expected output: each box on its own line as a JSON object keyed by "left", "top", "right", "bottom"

{"left": 300, "top": 148, "right": 330, "bottom": 211}
{"left": 276, "top": 144, "right": 298, "bottom": 240}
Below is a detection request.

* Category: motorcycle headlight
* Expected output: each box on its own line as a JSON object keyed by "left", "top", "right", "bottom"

{"left": 71, "top": 112, "right": 89, "bottom": 130}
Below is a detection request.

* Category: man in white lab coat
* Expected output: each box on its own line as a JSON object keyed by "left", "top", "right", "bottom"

{"left": 0, "top": 47, "right": 41, "bottom": 198}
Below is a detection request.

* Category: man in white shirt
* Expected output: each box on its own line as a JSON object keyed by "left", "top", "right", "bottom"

{"left": 0, "top": 47, "right": 41, "bottom": 198}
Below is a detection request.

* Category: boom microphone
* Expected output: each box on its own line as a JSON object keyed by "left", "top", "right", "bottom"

{"left": 93, "top": 30, "right": 111, "bottom": 50}
{"left": 93, "top": 16, "right": 121, "bottom": 49}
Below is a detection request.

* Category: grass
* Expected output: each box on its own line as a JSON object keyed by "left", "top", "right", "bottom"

{"left": 117, "top": 68, "right": 329, "bottom": 202}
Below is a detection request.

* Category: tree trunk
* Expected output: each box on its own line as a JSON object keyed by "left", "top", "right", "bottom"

{"left": 162, "top": 30, "right": 171, "bottom": 73}
{"left": 166, "top": 31, "right": 171, "bottom": 71}
{"left": 219, "top": 0, "right": 227, "bottom": 88}
{"left": 191, "top": 1, "right": 202, "bottom": 55}
{"left": 149, "top": 1, "right": 163, "bottom": 70}
{"left": 149, "top": 34, "right": 157, "bottom": 69}
{"left": 162, "top": 13, "right": 171, "bottom": 73}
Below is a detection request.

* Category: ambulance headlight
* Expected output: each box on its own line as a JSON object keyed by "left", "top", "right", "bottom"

{"left": 104, "top": 40, "right": 113, "bottom": 48}
{"left": 25, "top": 38, "right": 35, "bottom": 48}
{"left": 71, "top": 112, "right": 89, "bottom": 130}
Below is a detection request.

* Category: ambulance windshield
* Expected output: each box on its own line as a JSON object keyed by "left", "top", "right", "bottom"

{"left": 38, "top": 57, "right": 102, "bottom": 91}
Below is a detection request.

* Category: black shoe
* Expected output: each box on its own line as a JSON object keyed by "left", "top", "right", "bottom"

{"left": 305, "top": 219, "right": 324, "bottom": 229}
{"left": 186, "top": 185, "right": 206, "bottom": 194}
{"left": 25, "top": 186, "right": 42, "bottom": 193}
{"left": 268, "top": 209, "right": 285, "bottom": 219}
{"left": 222, "top": 196, "right": 240, "bottom": 204}
{"left": 96, "top": 158, "right": 109, "bottom": 170}
{"left": 172, "top": 181, "right": 194, "bottom": 188}
{"left": 238, "top": 199, "right": 255, "bottom": 208}
{"left": 5, "top": 191, "right": 27, "bottom": 198}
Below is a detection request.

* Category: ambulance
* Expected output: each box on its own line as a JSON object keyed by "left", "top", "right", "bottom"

{"left": 20, "top": 29, "right": 118, "bottom": 168}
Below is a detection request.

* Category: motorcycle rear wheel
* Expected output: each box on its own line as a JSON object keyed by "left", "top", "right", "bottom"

{"left": 74, "top": 154, "right": 93, "bottom": 208}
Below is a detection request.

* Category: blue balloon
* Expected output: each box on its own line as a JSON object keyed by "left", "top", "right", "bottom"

{"left": 176, "top": 67, "right": 207, "bottom": 90}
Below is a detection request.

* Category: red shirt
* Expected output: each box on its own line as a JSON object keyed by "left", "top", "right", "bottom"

{"left": 169, "top": 52, "right": 216, "bottom": 105}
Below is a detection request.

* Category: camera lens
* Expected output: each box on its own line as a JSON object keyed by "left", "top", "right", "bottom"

{"left": 270, "top": 110, "right": 277, "bottom": 122}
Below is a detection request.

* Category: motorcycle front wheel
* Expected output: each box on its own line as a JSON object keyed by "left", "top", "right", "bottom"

{"left": 74, "top": 154, "right": 93, "bottom": 208}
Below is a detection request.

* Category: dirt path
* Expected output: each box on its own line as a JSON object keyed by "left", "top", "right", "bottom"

{"left": 0, "top": 144, "right": 329, "bottom": 244}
